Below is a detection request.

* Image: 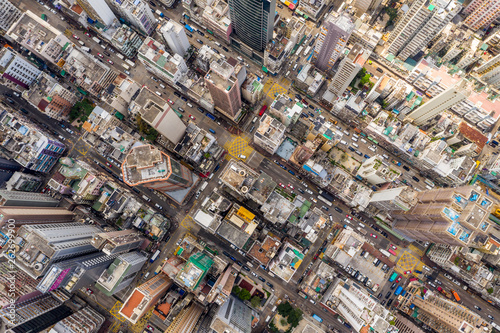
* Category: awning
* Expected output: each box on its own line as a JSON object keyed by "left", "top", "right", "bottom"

{"left": 262, "top": 66, "right": 268, "bottom": 73}
{"left": 114, "top": 111, "right": 124, "bottom": 120}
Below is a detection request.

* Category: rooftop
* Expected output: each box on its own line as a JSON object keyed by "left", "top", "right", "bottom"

{"left": 247, "top": 235, "right": 281, "bottom": 265}
{"left": 269, "top": 241, "right": 304, "bottom": 282}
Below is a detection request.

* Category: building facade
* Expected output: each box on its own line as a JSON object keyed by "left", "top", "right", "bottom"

{"left": 205, "top": 61, "right": 242, "bottom": 120}
{"left": 161, "top": 21, "right": 191, "bottom": 56}
{"left": 464, "top": 0, "right": 500, "bottom": 30}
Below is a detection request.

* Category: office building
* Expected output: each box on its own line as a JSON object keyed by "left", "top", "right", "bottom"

{"left": 253, "top": 114, "right": 286, "bottom": 154}
{"left": 122, "top": 145, "right": 196, "bottom": 204}
{"left": 1, "top": 291, "right": 71, "bottom": 332}
{"left": 353, "top": 0, "right": 382, "bottom": 14}
{"left": 0, "top": 206, "right": 74, "bottom": 228}
{"left": 0, "top": 47, "right": 41, "bottom": 89}
{"left": 475, "top": 53, "right": 500, "bottom": 88}
{"left": 161, "top": 21, "right": 191, "bottom": 56}
{"left": 91, "top": 229, "right": 145, "bottom": 255}
{"left": 119, "top": 0, "right": 155, "bottom": 35}
{"left": 210, "top": 295, "right": 255, "bottom": 333}
{"left": 228, "top": 0, "right": 276, "bottom": 52}
{"left": 0, "top": 190, "right": 60, "bottom": 207}
{"left": 313, "top": 13, "right": 355, "bottom": 71}
{"left": 356, "top": 155, "right": 401, "bottom": 185}
{"left": 175, "top": 252, "right": 213, "bottom": 291}
{"left": 37, "top": 251, "right": 120, "bottom": 293}
{"left": 369, "top": 186, "right": 418, "bottom": 212}
{"left": 205, "top": 61, "right": 243, "bottom": 120}
{"left": 76, "top": 0, "right": 117, "bottom": 27}
{"left": 119, "top": 274, "right": 172, "bottom": 324}
{"left": 3, "top": 222, "right": 102, "bottom": 279}
{"left": 0, "top": 0, "right": 22, "bottom": 32}
{"left": 326, "top": 43, "right": 369, "bottom": 98}
{"left": 387, "top": 0, "right": 461, "bottom": 61}
{"left": 96, "top": 251, "right": 148, "bottom": 296}
{"left": 392, "top": 186, "right": 495, "bottom": 246}
{"left": 164, "top": 302, "right": 204, "bottom": 333}
{"left": 110, "top": 25, "right": 144, "bottom": 58}
{"left": 406, "top": 80, "right": 470, "bottom": 125}
{"left": 50, "top": 306, "right": 105, "bottom": 333}
{"left": 206, "top": 265, "right": 238, "bottom": 304}
{"left": 464, "top": 0, "right": 500, "bottom": 30}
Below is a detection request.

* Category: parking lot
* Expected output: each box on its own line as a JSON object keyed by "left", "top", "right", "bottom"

{"left": 347, "top": 250, "right": 390, "bottom": 290}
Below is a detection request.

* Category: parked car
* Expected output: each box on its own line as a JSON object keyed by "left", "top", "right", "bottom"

{"left": 258, "top": 276, "right": 266, "bottom": 282}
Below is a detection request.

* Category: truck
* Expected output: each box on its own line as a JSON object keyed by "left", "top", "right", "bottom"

{"left": 392, "top": 159, "right": 401, "bottom": 166}
{"left": 92, "top": 37, "right": 101, "bottom": 44}
{"left": 312, "top": 314, "right": 323, "bottom": 323}
{"left": 155, "top": 9, "right": 164, "bottom": 17}
{"left": 200, "top": 181, "right": 208, "bottom": 192}
{"left": 394, "top": 285, "right": 403, "bottom": 296}
{"left": 380, "top": 249, "right": 391, "bottom": 257}
{"left": 298, "top": 291, "right": 308, "bottom": 299}
{"left": 389, "top": 272, "right": 398, "bottom": 282}
{"left": 184, "top": 24, "right": 194, "bottom": 33}
{"left": 116, "top": 53, "right": 125, "bottom": 60}
{"left": 81, "top": 46, "right": 91, "bottom": 53}
{"left": 122, "top": 63, "right": 130, "bottom": 70}
{"left": 154, "top": 265, "right": 162, "bottom": 275}
{"left": 150, "top": 250, "right": 160, "bottom": 263}
{"left": 206, "top": 112, "right": 216, "bottom": 121}
{"left": 303, "top": 46, "right": 311, "bottom": 56}
{"left": 451, "top": 289, "right": 461, "bottom": 302}
{"left": 125, "top": 59, "right": 135, "bottom": 67}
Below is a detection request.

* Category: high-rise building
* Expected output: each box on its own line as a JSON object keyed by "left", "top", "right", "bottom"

{"left": 210, "top": 295, "right": 255, "bottom": 333}
{"left": 0, "top": 261, "right": 39, "bottom": 308}
{"left": 356, "top": 155, "right": 401, "bottom": 185}
{"left": 253, "top": 114, "right": 286, "bottom": 154}
{"left": 326, "top": 43, "right": 369, "bottom": 98}
{"left": 3, "top": 222, "right": 102, "bottom": 278}
{"left": 391, "top": 186, "right": 496, "bottom": 246}
{"left": 387, "top": 0, "right": 461, "bottom": 61}
{"left": 91, "top": 229, "right": 145, "bottom": 255}
{"left": 205, "top": 61, "right": 243, "bottom": 120}
{"left": 160, "top": 21, "right": 191, "bottom": 56}
{"left": 122, "top": 145, "right": 196, "bottom": 204}
{"left": 95, "top": 251, "right": 148, "bottom": 296}
{"left": 475, "top": 53, "right": 500, "bottom": 88}
{"left": 464, "top": 0, "right": 500, "bottom": 31}
{"left": 50, "top": 306, "right": 105, "bottom": 333}
{"left": 406, "top": 79, "right": 470, "bottom": 125}
{"left": 110, "top": 24, "right": 144, "bottom": 58}
{"left": 0, "top": 190, "right": 60, "bottom": 207}
{"left": 0, "top": 206, "right": 74, "bottom": 228}
{"left": 119, "top": 274, "right": 172, "bottom": 324}
{"left": 118, "top": 0, "right": 155, "bottom": 35}
{"left": 75, "top": 0, "right": 117, "bottom": 27}
{"left": 353, "top": 0, "right": 383, "bottom": 14}
{"left": 206, "top": 265, "right": 238, "bottom": 304}
{"left": 369, "top": 186, "right": 418, "bottom": 212}
{"left": 0, "top": 0, "right": 22, "bottom": 32}
{"left": 164, "top": 302, "right": 204, "bottom": 333}
{"left": 228, "top": 0, "right": 276, "bottom": 52}
{"left": 0, "top": 44, "right": 41, "bottom": 89}
{"left": 175, "top": 252, "right": 214, "bottom": 291}
{"left": 202, "top": 0, "right": 233, "bottom": 44}
{"left": 5, "top": 171, "right": 43, "bottom": 192}
{"left": 312, "top": 13, "right": 355, "bottom": 71}
{"left": 36, "top": 251, "right": 120, "bottom": 293}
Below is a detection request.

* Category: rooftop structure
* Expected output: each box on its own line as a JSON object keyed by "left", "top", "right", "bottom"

{"left": 175, "top": 252, "right": 213, "bottom": 291}
{"left": 298, "top": 0, "right": 328, "bottom": 20}
{"left": 129, "top": 87, "right": 187, "bottom": 144}
{"left": 268, "top": 94, "right": 303, "bottom": 126}
{"left": 205, "top": 61, "right": 242, "bottom": 121}
{"left": 260, "top": 191, "right": 295, "bottom": 224}
{"left": 247, "top": 234, "right": 281, "bottom": 266}
{"left": 253, "top": 114, "right": 286, "bottom": 154}
{"left": 2, "top": 222, "right": 102, "bottom": 279}
{"left": 95, "top": 251, "right": 148, "bottom": 296}
{"left": 241, "top": 73, "right": 265, "bottom": 105}
{"left": 192, "top": 191, "right": 232, "bottom": 233}
{"left": 160, "top": 20, "right": 191, "bottom": 56}
{"left": 91, "top": 229, "right": 145, "bottom": 255}
{"left": 202, "top": 0, "right": 233, "bottom": 44}
{"left": 74, "top": 0, "right": 116, "bottom": 27}
{"left": 110, "top": 24, "right": 144, "bottom": 58}
{"left": 210, "top": 295, "right": 255, "bottom": 333}
{"left": 119, "top": 274, "right": 172, "bottom": 324}
{"left": 216, "top": 204, "right": 258, "bottom": 248}
{"left": 122, "top": 145, "right": 196, "bottom": 204}
{"left": 356, "top": 155, "right": 401, "bottom": 185}
{"left": 0, "top": 48, "right": 41, "bottom": 89}
{"left": 269, "top": 240, "right": 304, "bottom": 282}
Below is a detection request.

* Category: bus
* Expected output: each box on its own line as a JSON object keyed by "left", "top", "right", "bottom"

{"left": 259, "top": 105, "right": 267, "bottom": 116}
{"left": 312, "top": 314, "right": 323, "bottom": 323}
{"left": 394, "top": 285, "right": 403, "bottom": 296}
{"left": 451, "top": 289, "right": 460, "bottom": 302}
{"left": 298, "top": 291, "right": 308, "bottom": 299}
{"left": 318, "top": 190, "right": 334, "bottom": 202}
{"left": 296, "top": 46, "right": 304, "bottom": 56}
{"left": 389, "top": 272, "right": 398, "bottom": 282}
{"left": 388, "top": 249, "right": 397, "bottom": 256}
{"left": 200, "top": 181, "right": 208, "bottom": 192}
{"left": 150, "top": 250, "right": 160, "bottom": 263}
{"left": 303, "top": 46, "right": 311, "bottom": 56}
{"left": 116, "top": 53, "right": 125, "bottom": 60}
{"left": 206, "top": 112, "right": 216, "bottom": 121}
{"left": 317, "top": 195, "right": 332, "bottom": 206}
{"left": 122, "top": 63, "right": 130, "bottom": 70}
{"left": 184, "top": 24, "right": 194, "bottom": 32}
{"left": 125, "top": 59, "right": 135, "bottom": 67}
{"left": 424, "top": 179, "right": 435, "bottom": 188}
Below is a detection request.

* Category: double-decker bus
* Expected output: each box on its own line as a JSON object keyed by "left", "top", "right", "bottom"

{"left": 259, "top": 105, "right": 267, "bottom": 116}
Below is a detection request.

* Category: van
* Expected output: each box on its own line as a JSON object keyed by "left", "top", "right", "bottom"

{"left": 237, "top": 56, "right": 243, "bottom": 62}
{"left": 238, "top": 154, "right": 247, "bottom": 159}
{"left": 159, "top": 83, "right": 166, "bottom": 89}
{"left": 209, "top": 128, "right": 216, "bottom": 134}
{"left": 100, "top": 44, "right": 106, "bottom": 50}
{"left": 215, "top": 41, "right": 221, "bottom": 47}
{"left": 143, "top": 272, "right": 150, "bottom": 280}
{"left": 187, "top": 102, "right": 193, "bottom": 108}
{"left": 423, "top": 266, "right": 431, "bottom": 271}
{"left": 373, "top": 258, "right": 379, "bottom": 265}
{"left": 352, "top": 142, "right": 359, "bottom": 148}
{"left": 382, "top": 154, "right": 389, "bottom": 160}
{"left": 293, "top": 64, "right": 298, "bottom": 70}
{"left": 352, "top": 137, "right": 358, "bottom": 142}
{"left": 340, "top": 140, "right": 347, "bottom": 145}
{"left": 364, "top": 252, "right": 370, "bottom": 259}
{"left": 78, "top": 40, "right": 85, "bottom": 46}
{"left": 343, "top": 130, "right": 350, "bottom": 136}
{"left": 360, "top": 138, "right": 367, "bottom": 144}
{"left": 142, "top": 195, "right": 151, "bottom": 202}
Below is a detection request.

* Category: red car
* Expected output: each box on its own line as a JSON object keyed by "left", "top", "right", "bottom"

{"left": 188, "top": 115, "right": 195, "bottom": 120}
{"left": 346, "top": 214, "right": 353, "bottom": 220}
{"left": 288, "top": 184, "right": 294, "bottom": 189}
{"left": 85, "top": 32, "right": 91, "bottom": 37}
{"left": 404, "top": 270, "right": 411, "bottom": 275}
{"left": 396, "top": 276, "right": 402, "bottom": 283}
{"left": 105, "top": 162, "right": 112, "bottom": 167}
{"left": 97, "top": 52, "right": 104, "bottom": 58}
{"left": 370, "top": 233, "right": 377, "bottom": 238}
{"left": 279, "top": 183, "right": 286, "bottom": 188}
{"left": 167, "top": 99, "right": 174, "bottom": 105}
{"left": 390, "top": 244, "right": 397, "bottom": 250}
{"left": 107, "top": 59, "right": 114, "bottom": 64}
{"left": 72, "top": 35, "right": 79, "bottom": 40}
{"left": 313, "top": 254, "right": 318, "bottom": 260}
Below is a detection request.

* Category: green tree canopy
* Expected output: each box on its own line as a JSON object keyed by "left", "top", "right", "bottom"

{"left": 239, "top": 289, "right": 251, "bottom": 301}
{"left": 287, "top": 308, "right": 303, "bottom": 327}
{"left": 232, "top": 286, "right": 241, "bottom": 296}
{"left": 277, "top": 302, "right": 293, "bottom": 317}
{"left": 250, "top": 296, "right": 261, "bottom": 308}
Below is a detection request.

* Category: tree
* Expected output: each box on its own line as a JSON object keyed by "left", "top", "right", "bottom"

{"left": 287, "top": 308, "right": 303, "bottom": 327}
{"left": 250, "top": 295, "right": 261, "bottom": 308}
{"left": 280, "top": 318, "right": 287, "bottom": 326}
{"left": 232, "top": 286, "right": 241, "bottom": 297}
{"left": 69, "top": 99, "right": 94, "bottom": 122}
{"left": 359, "top": 73, "right": 371, "bottom": 87}
{"left": 277, "top": 302, "right": 293, "bottom": 317}
{"left": 239, "top": 289, "right": 251, "bottom": 301}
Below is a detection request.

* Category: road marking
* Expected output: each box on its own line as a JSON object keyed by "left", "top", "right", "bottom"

{"left": 109, "top": 301, "right": 127, "bottom": 322}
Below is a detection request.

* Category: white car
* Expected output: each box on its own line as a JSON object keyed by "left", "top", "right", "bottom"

{"left": 154, "top": 203, "right": 163, "bottom": 210}
{"left": 251, "top": 271, "right": 257, "bottom": 277}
